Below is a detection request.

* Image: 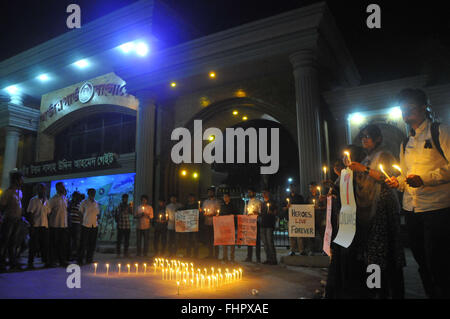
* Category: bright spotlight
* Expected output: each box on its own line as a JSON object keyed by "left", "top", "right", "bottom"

{"left": 242, "top": 116, "right": 248, "bottom": 121}
{"left": 5, "top": 85, "right": 19, "bottom": 95}
{"left": 209, "top": 71, "right": 216, "bottom": 78}
{"left": 170, "top": 82, "right": 177, "bottom": 88}
{"left": 119, "top": 41, "right": 135, "bottom": 53}
{"left": 135, "top": 42, "right": 149, "bottom": 56}
{"left": 181, "top": 170, "right": 187, "bottom": 176}
{"left": 349, "top": 112, "right": 365, "bottom": 125}
{"left": 208, "top": 135, "right": 215, "bottom": 141}
{"left": 288, "top": 177, "right": 293, "bottom": 183}
{"left": 286, "top": 188, "right": 290, "bottom": 192}
{"left": 232, "top": 110, "right": 238, "bottom": 116}
{"left": 73, "top": 59, "right": 89, "bottom": 69}
{"left": 389, "top": 107, "right": 402, "bottom": 120}
{"left": 193, "top": 172, "right": 199, "bottom": 179}
{"left": 37, "top": 74, "right": 50, "bottom": 81}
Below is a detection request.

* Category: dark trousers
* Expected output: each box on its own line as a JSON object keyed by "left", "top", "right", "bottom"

{"left": 153, "top": 224, "right": 167, "bottom": 255}
{"left": 405, "top": 207, "right": 450, "bottom": 298}
{"left": 247, "top": 222, "right": 261, "bottom": 261}
{"left": 116, "top": 228, "right": 130, "bottom": 256}
{"left": 136, "top": 229, "right": 149, "bottom": 256}
{"left": 222, "top": 245, "right": 235, "bottom": 261}
{"left": 261, "top": 227, "right": 277, "bottom": 263}
{"left": 167, "top": 229, "right": 178, "bottom": 256}
{"left": 69, "top": 223, "right": 81, "bottom": 259}
{"left": 186, "top": 232, "right": 199, "bottom": 258}
{"left": 204, "top": 225, "right": 219, "bottom": 258}
{"left": 49, "top": 227, "right": 68, "bottom": 265}
{"left": 0, "top": 218, "right": 21, "bottom": 268}
{"left": 78, "top": 226, "right": 98, "bottom": 264}
{"left": 28, "top": 227, "right": 49, "bottom": 265}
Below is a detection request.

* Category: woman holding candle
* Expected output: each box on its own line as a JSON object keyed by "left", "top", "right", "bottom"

{"left": 153, "top": 199, "right": 168, "bottom": 256}
{"left": 200, "top": 187, "right": 221, "bottom": 259}
{"left": 326, "top": 137, "right": 405, "bottom": 299}
{"left": 281, "top": 184, "right": 306, "bottom": 256}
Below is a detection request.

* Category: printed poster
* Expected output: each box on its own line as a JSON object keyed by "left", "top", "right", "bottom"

{"left": 175, "top": 209, "right": 199, "bottom": 232}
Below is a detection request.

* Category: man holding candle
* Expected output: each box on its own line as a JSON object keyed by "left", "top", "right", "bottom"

{"left": 182, "top": 194, "right": 200, "bottom": 259}
{"left": 78, "top": 188, "right": 100, "bottom": 265}
{"left": 219, "top": 192, "right": 238, "bottom": 263}
{"left": 244, "top": 187, "right": 262, "bottom": 263}
{"left": 282, "top": 184, "right": 306, "bottom": 256}
{"left": 386, "top": 88, "right": 450, "bottom": 298}
{"left": 115, "top": 193, "right": 132, "bottom": 258}
{"left": 306, "top": 182, "right": 326, "bottom": 255}
{"left": 166, "top": 194, "right": 182, "bottom": 257}
{"left": 261, "top": 190, "right": 277, "bottom": 265}
{"left": 201, "top": 187, "right": 220, "bottom": 259}
{"left": 135, "top": 195, "right": 153, "bottom": 257}
{"left": 153, "top": 199, "right": 168, "bottom": 256}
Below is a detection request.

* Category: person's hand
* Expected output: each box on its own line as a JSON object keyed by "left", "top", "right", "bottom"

{"left": 406, "top": 174, "right": 424, "bottom": 188}
{"left": 348, "top": 162, "right": 366, "bottom": 172}
{"left": 385, "top": 176, "right": 399, "bottom": 188}
{"left": 319, "top": 195, "right": 327, "bottom": 202}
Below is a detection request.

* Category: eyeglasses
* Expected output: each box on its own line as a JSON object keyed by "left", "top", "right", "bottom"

{"left": 358, "top": 133, "right": 371, "bottom": 140}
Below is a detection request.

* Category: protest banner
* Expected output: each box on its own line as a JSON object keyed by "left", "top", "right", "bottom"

{"left": 213, "top": 215, "right": 235, "bottom": 246}
{"left": 288, "top": 204, "right": 315, "bottom": 237}
{"left": 323, "top": 195, "right": 333, "bottom": 256}
{"left": 236, "top": 215, "right": 257, "bottom": 246}
{"left": 175, "top": 209, "right": 199, "bottom": 232}
{"left": 333, "top": 168, "right": 356, "bottom": 248}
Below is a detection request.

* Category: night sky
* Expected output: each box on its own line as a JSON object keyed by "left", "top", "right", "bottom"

{"left": 1, "top": 0, "right": 449, "bottom": 84}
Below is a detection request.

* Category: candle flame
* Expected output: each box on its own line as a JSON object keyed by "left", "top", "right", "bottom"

{"left": 392, "top": 164, "right": 402, "bottom": 173}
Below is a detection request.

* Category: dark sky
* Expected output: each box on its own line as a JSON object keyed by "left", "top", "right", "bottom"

{"left": 1, "top": 0, "right": 449, "bottom": 84}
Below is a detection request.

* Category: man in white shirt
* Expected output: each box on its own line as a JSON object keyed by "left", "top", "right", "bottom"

{"left": 166, "top": 194, "right": 183, "bottom": 257}
{"left": 0, "top": 171, "right": 24, "bottom": 271}
{"left": 77, "top": 188, "right": 100, "bottom": 264}
{"left": 201, "top": 187, "right": 221, "bottom": 259}
{"left": 387, "top": 88, "right": 450, "bottom": 298}
{"left": 245, "top": 187, "right": 262, "bottom": 263}
{"left": 27, "top": 183, "right": 51, "bottom": 269}
{"left": 48, "top": 182, "right": 69, "bottom": 267}
{"left": 135, "top": 194, "right": 153, "bottom": 257}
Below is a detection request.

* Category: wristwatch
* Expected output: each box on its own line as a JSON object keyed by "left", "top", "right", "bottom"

{"left": 364, "top": 166, "right": 370, "bottom": 175}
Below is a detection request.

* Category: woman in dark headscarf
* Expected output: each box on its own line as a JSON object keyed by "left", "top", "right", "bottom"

{"left": 326, "top": 132, "right": 406, "bottom": 299}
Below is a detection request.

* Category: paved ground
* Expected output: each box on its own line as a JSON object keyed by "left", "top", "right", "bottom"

{"left": 0, "top": 246, "right": 425, "bottom": 299}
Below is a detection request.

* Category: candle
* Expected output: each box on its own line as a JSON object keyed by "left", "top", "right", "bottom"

{"left": 106, "top": 263, "right": 109, "bottom": 276}
{"left": 344, "top": 151, "right": 352, "bottom": 164}
{"left": 392, "top": 164, "right": 402, "bottom": 175}
{"left": 317, "top": 186, "right": 321, "bottom": 196}
{"left": 159, "top": 214, "right": 162, "bottom": 221}
{"left": 144, "top": 263, "right": 147, "bottom": 274}
{"left": 239, "top": 268, "right": 242, "bottom": 280}
{"left": 217, "top": 209, "right": 220, "bottom": 216}
{"left": 267, "top": 203, "right": 270, "bottom": 211}
{"left": 127, "top": 264, "right": 131, "bottom": 274}
{"left": 313, "top": 198, "right": 316, "bottom": 206}
{"left": 379, "top": 164, "right": 391, "bottom": 180}
{"left": 198, "top": 201, "right": 201, "bottom": 209}
{"left": 191, "top": 279, "right": 194, "bottom": 287}
{"left": 196, "top": 274, "right": 199, "bottom": 288}
{"left": 118, "top": 263, "right": 121, "bottom": 275}
{"left": 177, "top": 281, "right": 180, "bottom": 295}
{"left": 183, "top": 279, "right": 187, "bottom": 287}
{"left": 94, "top": 262, "right": 98, "bottom": 275}
{"left": 135, "top": 263, "right": 139, "bottom": 274}
{"left": 323, "top": 166, "right": 328, "bottom": 180}
{"left": 286, "top": 198, "right": 290, "bottom": 205}
{"left": 208, "top": 275, "right": 211, "bottom": 288}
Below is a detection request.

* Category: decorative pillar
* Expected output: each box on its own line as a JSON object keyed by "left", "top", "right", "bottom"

{"left": 290, "top": 50, "right": 322, "bottom": 196}
{"left": 134, "top": 91, "right": 157, "bottom": 206}
{"left": 1, "top": 127, "right": 22, "bottom": 190}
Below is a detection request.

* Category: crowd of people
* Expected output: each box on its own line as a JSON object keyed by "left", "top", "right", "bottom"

{"left": 0, "top": 88, "right": 448, "bottom": 299}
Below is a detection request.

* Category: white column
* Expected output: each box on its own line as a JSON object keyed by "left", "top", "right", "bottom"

{"left": 134, "top": 92, "right": 156, "bottom": 204}
{"left": 1, "top": 127, "right": 22, "bottom": 190}
{"left": 290, "top": 50, "right": 322, "bottom": 196}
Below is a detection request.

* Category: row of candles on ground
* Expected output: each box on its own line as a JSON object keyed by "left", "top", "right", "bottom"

{"left": 93, "top": 262, "right": 152, "bottom": 276}
{"left": 154, "top": 258, "right": 243, "bottom": 291}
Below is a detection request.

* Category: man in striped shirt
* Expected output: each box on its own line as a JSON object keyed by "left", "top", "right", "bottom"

{"left": 68, "top": 191, "right": 82, "bottom": 261}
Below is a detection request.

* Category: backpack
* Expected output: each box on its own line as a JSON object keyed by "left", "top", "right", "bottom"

{"left": 402, "top": 122, "right": 447, "bottom": 162}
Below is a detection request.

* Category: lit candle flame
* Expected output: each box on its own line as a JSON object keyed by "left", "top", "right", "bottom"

{"left": 344, "top": 151, "right": 351, "bottom": 164}
{"left": 379, "top": 164, "right": 391, "bottom": 180}
{"left": 392, "top": 164, "right": 402, "bottom": 174}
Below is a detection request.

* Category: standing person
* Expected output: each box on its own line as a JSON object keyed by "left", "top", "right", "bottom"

{"left": 153, "top": 199, "right": 168, "bottom": 256}
{"left": 183, "top": 194, "right": 200, "bottom": 259}
{"left": 306, "top": 182, "right": 327, "bottom": 255}
{"left": 68, "top": 191, "right": 82, "bottom": 261}
{"left": 166, "top": 195, "right": 182, "bottom": 257}
{"left": 219, "top": 192, "right": 238, "bottom": 263}
{"left": 115, "top": 194, "right": 132, "bottom": 258}
{"left": 261, "top": 190, "right": 278, "bottom": 265}
{"left": 386, "top": 88, "right": 450, "bottom": 298}
{"left": 135, "top": 195, "right": 153, "bottom": 257}
{"left": 27, "top": 183, "right": 51, "bottom": 269}
{"left": 244, "top": 187, "right": 262, "bottom": 263}
{"left": 0, "top": 171, "right": 25, "bottom": 271}
{"left": 77, "top": 189, "right": 100, "bottom": 265}
{"left": 48, "top": 182, "right": 69, "bottom": 267}
{"left": 201, "top": 187, "right": 221, "bottom": 259}
{"left": 282, "top": 184, "right": 306, "bottom": 256}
